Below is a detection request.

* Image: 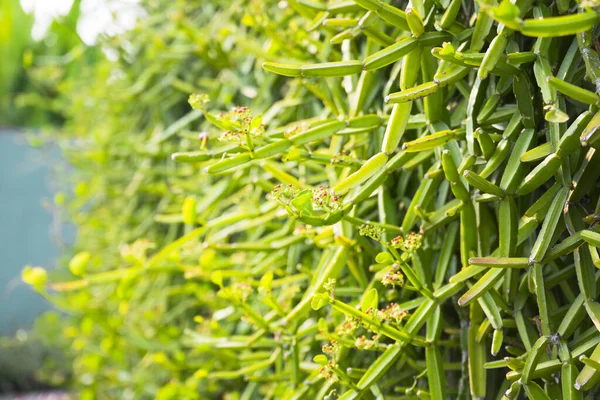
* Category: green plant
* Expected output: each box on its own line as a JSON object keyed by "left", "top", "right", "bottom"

{"left": 0, "top": 316, "right": 71, "bottom": 393}
{"left": 0, "top": 0, "right": 93, "bottom": 127}
{"left": 0, "top": 0, "right": 34, "bottom": 125}
{"left": 22, "top": 0, "right": 600, "bottom": 399}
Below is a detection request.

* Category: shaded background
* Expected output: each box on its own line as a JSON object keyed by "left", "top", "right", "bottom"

{"left": 0, "top": 129, "right": 60, "bottom": 336}
{"left": 0, "top": 0, "right": 142, "bottom": 394}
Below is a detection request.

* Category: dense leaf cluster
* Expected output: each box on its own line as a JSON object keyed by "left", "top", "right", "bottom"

{"left": 21, "top": 0, "right": 600, "bottom": 399}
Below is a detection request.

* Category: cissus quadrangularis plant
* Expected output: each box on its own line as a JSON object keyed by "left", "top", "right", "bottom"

{"left": 23, "top": 0, "right": 600, "bottom": 399}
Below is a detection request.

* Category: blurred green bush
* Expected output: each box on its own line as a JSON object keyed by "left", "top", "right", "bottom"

{"left": 0, "top": 314, "right": 71, "bottom": 393}
{"left": 18, "top": 0, "right": 324, "bottom": 398}
{"left": 0, "top": 0, "right": 96, "bottom": 127}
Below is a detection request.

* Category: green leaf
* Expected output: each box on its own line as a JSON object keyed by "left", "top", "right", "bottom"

{"left": 375, "top": 252, "right": 394, "bottom": 264}
{"left": 361, "top": 288, "right": 379, "bottom": 313}
{"left": 313, "top": 354, "right": 328, "bottom": 365}
{"left": 311, "top": 294, "right": 329, "bottom": 311}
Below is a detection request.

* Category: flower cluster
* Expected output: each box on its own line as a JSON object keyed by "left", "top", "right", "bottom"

{"left": 381, "top": 269, "right": 404, "bottom": 288}
{"left": 390, "top": 232, "right": 423, "bottom": 253}
{"left": 323, "top": 278, "right": 336, "bottom": 296}
{"left": 319, "top": 361, "right": 337, "bottom": 381}
{"left": 217, "top": 282, "right": 252, "bottom": 303}
{"left": 377, "top": 303, "right": 408, "bottom": 325}
{"left": 322, "top": 340, "right": 339, "bottom": 356}
{"left": 359, "top": 223, "right": 385, "bottom": 242}
{"left": 355, "top": 335, "right": 380, "bottom": 350}
{"left": 330, "top": 150, "right": 354, "bottom": 165}
{"left": 271, "top": 183, "right": 300, "bottom": 204}
{"left": 283, "top": 122, "right": 309, "bottom": 137}
{"left": 218, "top": 129, "right": 244, "bottom": 143}
{"left": 217, "top": 107, "right": 265, "bottom": 145}
{"left": 188, "top": 93, "right": 210, "bottom": 110}
{"left": 232, "top": 106, "right": 251, "bottom": 118}
{"left": 336, "top": 317, "right": 360, "bottom": 336}
{"left": 120, "top": 239, "right": 156, "bottom": 264}
{"left": 312, "top": 185, "right": 342, "bottom": 211}
{"left": 271, "top": 184, "right": 344, "bottom": 215}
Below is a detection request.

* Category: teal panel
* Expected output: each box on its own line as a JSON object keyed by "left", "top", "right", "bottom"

{"left": 0, "top": 130, "right": 64, "bottom": 335}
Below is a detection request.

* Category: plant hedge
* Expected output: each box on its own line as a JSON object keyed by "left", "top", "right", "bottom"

{"left": 22, "top": 0, "right": 600, "bottom": 399}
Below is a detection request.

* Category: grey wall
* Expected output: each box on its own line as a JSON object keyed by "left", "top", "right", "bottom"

{"left": 0, "top": 130, "right": 65, "bottom": 335}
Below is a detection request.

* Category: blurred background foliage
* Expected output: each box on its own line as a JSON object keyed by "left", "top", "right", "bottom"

{"left": 1, "top": 0, "right": 88, "bottom": 393}
{"left": 3, "top": 0, "right": 327, "bottom": 398}
{"left": 0, "top": 0, "right": 95, "bottom": 127}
